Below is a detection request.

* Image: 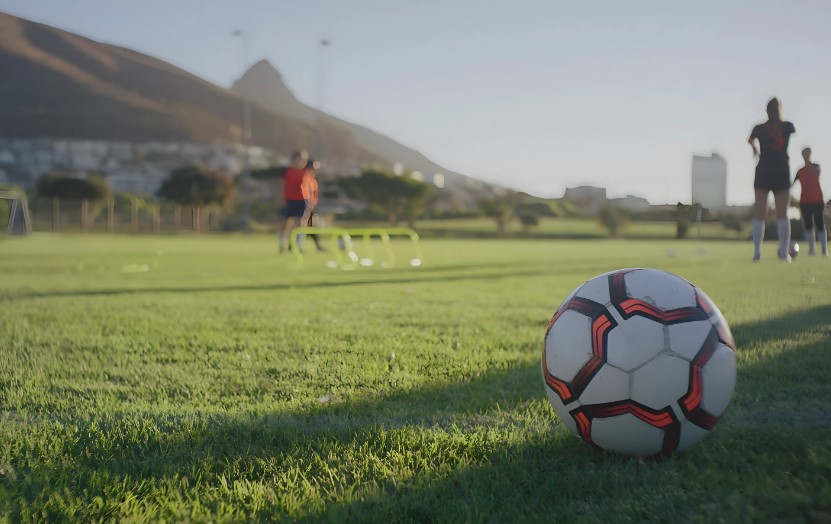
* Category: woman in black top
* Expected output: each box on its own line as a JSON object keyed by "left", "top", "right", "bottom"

{"left": 748, "top": 98, "right": 795, "bottom": 261}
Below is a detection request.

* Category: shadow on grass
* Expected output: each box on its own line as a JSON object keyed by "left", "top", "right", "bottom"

{"left": 1, "top": 258, "right": 609, "bottom": 302}
{"left": 4, "top": 306, "right": 831, "bottom": 521}
{"left": 0, "top": 266, "right": 557, "bottom": 301}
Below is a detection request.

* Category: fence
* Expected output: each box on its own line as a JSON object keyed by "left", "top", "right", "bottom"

{"left": 27, "top": 198, "right": 223, "bottom": 233}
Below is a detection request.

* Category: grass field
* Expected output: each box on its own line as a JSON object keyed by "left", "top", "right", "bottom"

{"left": 409, "top": 217, "right": 732, "bottom": 240}
{"left": 1, "top": 234, "right": 830, "bottom": 522}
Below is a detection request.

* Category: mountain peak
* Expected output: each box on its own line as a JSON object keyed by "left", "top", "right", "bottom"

{"left": 231, "top": 58, "right": 307, "bottom": 122}
{"left": 247, "top": 58, "right": 281, "bottom": 77}
{"left": 234, "top": 58, "right": 284, "bottom": 87}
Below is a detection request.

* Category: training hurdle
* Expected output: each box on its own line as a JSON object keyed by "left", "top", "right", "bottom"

{"left": 289, "top": 227, "right": 359, "bottom": 269}
{"left": 342, "top": 227, "right": 423, "bottom": 268}
{"left": 289, "top": 226, "right": 423, "bottom": 269}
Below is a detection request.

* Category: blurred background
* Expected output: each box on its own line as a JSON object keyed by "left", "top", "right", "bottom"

{"left": 1, "top": 0, "right": 829, "bottom": 239}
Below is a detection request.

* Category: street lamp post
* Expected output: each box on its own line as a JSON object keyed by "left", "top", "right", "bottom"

{"left": 316, "top": 39, "right": 330, "bottom": 168}
{"left": 233, "top": 29, "right": 252, "bottom": 229}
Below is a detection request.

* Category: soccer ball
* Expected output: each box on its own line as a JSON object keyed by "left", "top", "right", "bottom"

{"left": 789, "top": 241, "right": 799, "bottom": 259}
{"left": 542, "top": 268, "right": 737, "bottom": 457}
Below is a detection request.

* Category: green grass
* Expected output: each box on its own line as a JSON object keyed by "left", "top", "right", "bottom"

{"left": 1, "top": 234, "right": 829, "bottom": 523}
{"left": 407, "top": 217, "right": 732, "bottom": 239}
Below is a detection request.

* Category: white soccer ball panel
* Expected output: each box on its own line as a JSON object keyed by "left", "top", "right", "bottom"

{"left": 700, "top": 343, "right": 737, "bottom": 417}
{"left": 574, "top": 275, "right": 611, "bottom": 306}
{"left": 677, "top": 419, "right": 711, "bottom": 452}
{"left": 591, "top": 413, "right": 664, "bottom": 457}
{"left": 696, "top": 287, "right": 735, "bottom": 347}
{"left": 624, "top": 269, "right": 696, "bottom": 310}
{"left": 544, "top": 388, "right": 579, "bottom": 435}
{"left": 667, "top": 321, "right": 713, "bottom": 361}
{"left": 545, "top": 310, "right": 593, "bottom": 381}
{"left": 605, "top": 316, "right": 665, "bottom": 372}
{"left": 631, "top": 354, "right": 690, "bottom": 410}
{"left": 555, "top": 283, "right": 584, "bottom": 313}
{"left": 578, "top": 364, "right": 630, "bottom": 405}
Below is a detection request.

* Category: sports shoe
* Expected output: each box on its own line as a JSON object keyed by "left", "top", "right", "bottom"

{"left": 777, "top": 249, "right": 792, "bottom": 263}
{"left": 752, "top": 253, "right": 761, "bottom": 262}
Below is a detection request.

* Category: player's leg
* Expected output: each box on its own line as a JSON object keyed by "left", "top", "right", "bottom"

{"left": 280, "top": 216, "right": 297, "bottom": 252}
{"left": 801, "top": 204, "right": 816, "bottom": 255}
{"left": 752, "top": 188, "right": 768, "bottom": 261}
{"left": 772, "top": 189, "right": 791, "bottom": 261}
{"left": 307, "top": 213, "right": 325, "bottom": 251}
{"left": 814, "top": 204, "right": 828, "bottom": 256}
{"left": 294, "top": 202, "right": 310, "bottom": 251}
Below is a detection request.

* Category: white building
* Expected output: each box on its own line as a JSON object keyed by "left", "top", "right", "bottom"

{"left": 692, "top": 153, "right": 727, "bottom": 210}
{"left": 610, "top": 195, "right": 651, "bottom": 212}
{"left": 563, "top": 185, "right": 608, "bottom": 215}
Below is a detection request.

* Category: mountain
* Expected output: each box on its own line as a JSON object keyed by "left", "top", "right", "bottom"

{"left": 0, "top": 12, "right": 385, "bottom": 165}
{"left": 0, "top": 11, "right": 491, "bottom": 198}
{"left": 231, "top": 60, "right": 487, "bottom": 193}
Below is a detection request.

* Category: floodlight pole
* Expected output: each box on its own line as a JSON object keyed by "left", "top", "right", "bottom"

{"left": 234, "top": 30, "right": 253, "bottom": 230}
{"left": 316, "top": 39, "right": 330, "bottom": 164}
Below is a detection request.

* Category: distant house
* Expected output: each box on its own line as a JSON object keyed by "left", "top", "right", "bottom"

{"left": 563, "top": 185, "right": 608, "bottom": 215}
{"left": 609, "top": 195, "right": 651, "bottom": 213}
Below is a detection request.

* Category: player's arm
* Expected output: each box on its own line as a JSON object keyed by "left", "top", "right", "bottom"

{"left": 747, "top": 134, "right": 758, "bottom": 157}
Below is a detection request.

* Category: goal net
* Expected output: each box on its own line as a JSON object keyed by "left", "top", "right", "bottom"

{"left": 0, "top": 190, "right": 33, "bottom": 236}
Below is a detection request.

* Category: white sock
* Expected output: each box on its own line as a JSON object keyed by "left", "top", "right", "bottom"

{"left": 296, "top": 233, "right": 305, "bottom": 249}
{"left": 820, "top": 228, "right": 828, "bottom": 254}
{"left": 777, "top": 219, "right": 790, "bottom": 257}
{"left": 752, "top": 219, "right": 765, "bottom": 257}
{"left": 806, "top": 228, "right": 815, "bottom": 254}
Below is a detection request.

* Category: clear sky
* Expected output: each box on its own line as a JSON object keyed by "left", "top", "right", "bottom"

{"left": 2, "top": 0, "right": 829, "bottom": 204}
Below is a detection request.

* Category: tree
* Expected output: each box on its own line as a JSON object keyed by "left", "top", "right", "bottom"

{"left": 476, "top": 190, "right": 517, "bottom": 235}
{"left": 676, "top": 203, "right": 695, "bottom": 239}
{"left": 518, "top": 213, "right": 540, "bottom": 233}
{"left": 157, "top": 166, "right": 233, "bottom": 207}
{"left": 37, "top": 172, "right": 110, "bottom": 200}
{"left": 720, "top": 214, "right": 744, "bottom": 238}
{"left": 599, "top": 205, "right": 629, "bottom": 237}
{"left": 339, "top": 169, "right": 432, "bottom": 225}
{"left": 250, "top": 166, "right": 285, "bottom": 180}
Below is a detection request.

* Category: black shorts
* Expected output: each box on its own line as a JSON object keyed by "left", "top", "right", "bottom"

{"left": 800, "top": 203, "right": 826, "bottom": 231}
{"left": 754, "top": 164, "right": 790, "bottom": 192}
{"left": 283, "top": 200, "right": 307, "bottom": 218}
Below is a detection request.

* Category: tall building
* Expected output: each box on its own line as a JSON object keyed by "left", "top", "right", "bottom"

{"left": 691, "top": 153, "right": 727, "bottom": 210}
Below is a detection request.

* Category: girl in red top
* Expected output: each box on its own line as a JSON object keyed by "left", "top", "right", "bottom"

{"left": 792, "top": 147, "right": 827, "bottom": 256}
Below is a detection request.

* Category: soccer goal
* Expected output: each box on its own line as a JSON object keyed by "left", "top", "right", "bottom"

{"left": 0, "top": 190, "right": 33, "bottom": 236}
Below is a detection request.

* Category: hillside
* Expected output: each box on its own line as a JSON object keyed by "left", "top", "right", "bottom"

{"left": 231, "top": 59, "right": 488, "bottom": 192}
{"left": 0, "top": 12, "right": 385, "bottom": 165}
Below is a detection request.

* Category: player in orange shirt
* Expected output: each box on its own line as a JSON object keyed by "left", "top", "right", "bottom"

{"left": 792, "top": 147, "right": 827, "bottom": 256}
{"left": 297, "top": 159, "right": 326, "bottom": 252}
{"left": 279, "top": 150, "right": 311, "bottom": 253}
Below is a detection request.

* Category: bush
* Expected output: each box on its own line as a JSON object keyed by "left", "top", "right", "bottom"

{"left": 518, "top": 213, "right": 540, "bottom": 232}
{"left": 37, "top": 172, "right": 110, "bottom": 200}
{"left": 157, "top": 166, "right": 233, "bottom": 207}
{"left": 599, "top": 206, "right": 629, "bottom": 237}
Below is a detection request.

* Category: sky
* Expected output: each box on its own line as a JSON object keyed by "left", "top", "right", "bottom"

{"left": 2, "top": 0, "right": 830, "bottom": 204}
